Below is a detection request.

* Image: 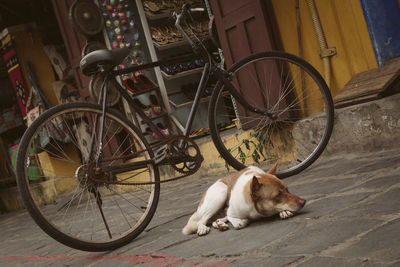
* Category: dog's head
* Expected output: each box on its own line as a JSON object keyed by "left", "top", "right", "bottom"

{"left": 250, "top": 163, "right": 306, "bottom": 219}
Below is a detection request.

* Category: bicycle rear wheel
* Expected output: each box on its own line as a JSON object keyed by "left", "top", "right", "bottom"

{"left": 209, "top": 51, "right": 334, "bottom": 178}
{"left": 16, "top": 102, "right": 160, "bottom": 251}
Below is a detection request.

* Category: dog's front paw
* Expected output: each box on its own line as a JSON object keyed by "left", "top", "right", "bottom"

{"left": 279, "top": 210, "right": 294, "bottom": 219}
{"left": 212, "top": 219, "right": 229, "bottom": 231}
{"left": 197, "top": 224, "right": 210, "bottom": 236}
{"left": 228, "top": 217, "right": 249, "bottom": 229}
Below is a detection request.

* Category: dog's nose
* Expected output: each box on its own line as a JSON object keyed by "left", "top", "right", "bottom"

{"left": 298, "top": 198, "right": 306, "bottom": 208}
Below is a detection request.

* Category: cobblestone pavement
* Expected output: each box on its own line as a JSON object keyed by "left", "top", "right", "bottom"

{"left": 1, "top": 148, "right": 399, "bottom": 266}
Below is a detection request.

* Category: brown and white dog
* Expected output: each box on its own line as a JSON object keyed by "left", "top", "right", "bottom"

{"left": 182, "top": 164, "right": 306, "bottom": 236}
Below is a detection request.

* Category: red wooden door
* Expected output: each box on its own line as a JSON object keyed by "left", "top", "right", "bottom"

{"left": 210, "top": 0, "right": 275, "bottom": 66}
{"left": 210, "top": 0, "right": 284, "bottom": 129}
{"left": 51, "top": 0, "right": 91, "bottom": 101}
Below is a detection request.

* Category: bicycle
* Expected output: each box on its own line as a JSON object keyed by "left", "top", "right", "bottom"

{"left": 16, "top": 5, "right": 334, "bottom": 252}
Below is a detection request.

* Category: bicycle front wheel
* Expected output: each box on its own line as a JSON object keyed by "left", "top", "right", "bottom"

{"left": 209, "top": 51, "right": 334, "bottom": 178}
{"left": 16, "top": 102, "right": 160, "bottom": 251}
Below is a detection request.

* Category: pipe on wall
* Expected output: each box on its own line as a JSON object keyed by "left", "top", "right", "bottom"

{"left": 305, "top": 0, "right": 333, "bottom": 88}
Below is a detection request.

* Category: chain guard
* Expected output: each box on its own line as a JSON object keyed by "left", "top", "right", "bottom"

{"left": 86, "top": 135, "right": 203, "bottom": 186}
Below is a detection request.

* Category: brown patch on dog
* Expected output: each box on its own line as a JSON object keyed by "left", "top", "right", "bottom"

{"left": 198, "top": 191, "right": 207, "bottom": 207}
{"left": 220, "top": 168, "right": 249, "bottom": 205}
{"left": 250, "top": 169, "right": 305, "bottom": 216}
{"left": 243, "top": 163, "right": 279, "bottom": 206}
{"left": 199, "top": 168, "right": 249, "bottom": 210}
{"left": 267, "top": 162, "right": 278, "bottom": 175}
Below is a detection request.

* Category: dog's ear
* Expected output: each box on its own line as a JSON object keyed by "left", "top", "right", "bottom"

{"left": 267, "top": 162, "right": 278, "bottom": 175}
{"left": 251, "top": 176, "right": 262, "bottom": 193}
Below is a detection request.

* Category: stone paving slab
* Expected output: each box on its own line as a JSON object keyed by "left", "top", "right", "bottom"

{"left": 261, "top": 218, "right": 382, "bottom": 255}
{"left": 1, "top": 148, "right": 400, "bottom": 266}
{"left": 160, "top": 219, "right": 306, "bottom": 257}
{"left": 231, "top": 256, "right": 302, "bottom": 266}
{"left": 297, "top": 256, "right": 385, "bottom": 267}
{"left": 336, "top": 187, "right": 400, "bottom": 217}
{"left": 327, "top": 218, "right": 400, "bottom": 262}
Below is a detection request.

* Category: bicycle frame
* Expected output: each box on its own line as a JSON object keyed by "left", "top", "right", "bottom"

{"left": 106, "top": 52, "right": 211, "bottom": 140}
{"left": 101, "top": 55, "right": 273, "bottom": 142}
{"left": 92, "top": 5, "right": 275, "bottom": 162}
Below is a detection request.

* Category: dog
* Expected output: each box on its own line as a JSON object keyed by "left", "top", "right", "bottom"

{"left": 182, "top": 164, "right": 306, "bottom": 236}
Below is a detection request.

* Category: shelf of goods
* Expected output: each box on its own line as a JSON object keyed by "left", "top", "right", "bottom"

{"left": 96, "top": 0, "right": 173, "bottom": 143}
{"left": 141, "top": 0, "right": 216, "bottom": 134}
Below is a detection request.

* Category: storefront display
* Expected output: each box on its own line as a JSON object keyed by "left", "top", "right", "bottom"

{"left": 139, "top": 0, "right": 221, "bottom": 135}
{"left": 0, "top": 23, "right": 61, "bottom": 191}
{"left": 2, "top": 40, "right": 31, "bottom": 118}
{"left": 66, "top": 0, "right": 221, "bottom": 139}
{"left": 95, "top": 0, "right": 172, "bottom": 143}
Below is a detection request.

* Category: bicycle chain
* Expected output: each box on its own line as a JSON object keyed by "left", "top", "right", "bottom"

{"left": 86, "top": 135, "right": 203, "bottom": 186}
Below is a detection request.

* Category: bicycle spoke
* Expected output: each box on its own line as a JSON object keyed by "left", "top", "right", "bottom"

{"left": 17, "top": 103, "right": 159, "bottom": 250}
{"left": 210, "top": 52, "right": 333, "bottom": 178}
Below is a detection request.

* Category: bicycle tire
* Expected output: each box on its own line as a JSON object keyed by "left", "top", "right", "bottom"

{"left": 16, "top": 102, "right": 160, "bottom": 251}
{"left": 209, "top": 51, "right": 334, "bottom": 178}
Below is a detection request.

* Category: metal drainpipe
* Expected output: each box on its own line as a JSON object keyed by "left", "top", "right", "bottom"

{"left": 305, "top": 0, "right": 336, "bottom": 88}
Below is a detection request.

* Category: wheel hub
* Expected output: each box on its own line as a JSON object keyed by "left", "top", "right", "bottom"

{"left": 75, "top": 164, "right": 97, "bottom": 190}
{"left": 270, "top": 113, "right": 278, "bottom": 120}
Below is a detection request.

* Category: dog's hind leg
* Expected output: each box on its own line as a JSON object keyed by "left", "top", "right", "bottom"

{"left": 196, "top": 180, "right": 228, "bottom": 236}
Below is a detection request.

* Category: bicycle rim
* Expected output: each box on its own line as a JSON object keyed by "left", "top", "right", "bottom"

{"left": 209, "top": 51, "right": 334, "bottom": 178}
{"left": 16, "top": 103, "right": 159, "bottom": 251}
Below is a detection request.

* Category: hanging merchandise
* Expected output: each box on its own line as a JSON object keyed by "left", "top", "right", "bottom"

{"left": 24, "top": 61, "right": 52, "bottom": 126}
{"left": 26, "top": 106, "right": 40, "bottom": 127}
{"left": 69, "top": 0, "right": 105, "bottom": 37}
{"left": 25, "top": 62, "right": 52, "bottom": 110}
{"left": 2, "top": 40, "right": 31, "bottom": 118}
{"left": 53, "top": 81, "right": 81, "bottom": 105}
{"left": 89, "top": 74, "right": 121, "bottom": 106}
{"left": 83, "top": 0, "right": 173, "bottom": 142}
{"left": 100, "top": 0, "right": 144, "bottom": 68}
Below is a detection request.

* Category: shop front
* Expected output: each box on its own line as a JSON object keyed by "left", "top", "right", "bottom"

{"left": 1, "top": 0, "right": 398, "bottom": 212}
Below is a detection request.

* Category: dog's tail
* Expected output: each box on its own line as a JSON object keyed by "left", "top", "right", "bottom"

{"left": 182, "top": 212, "right": 199, "bottom": 235}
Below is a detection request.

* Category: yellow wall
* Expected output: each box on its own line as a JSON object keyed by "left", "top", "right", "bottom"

{"left": 1, "top": 26, "right": 58, "bottom": 108}
{"left": 270, "top": 0, "right": 377, "bottom": 97}
{"left": 13, "top": 29, "right": 58, "bottom": 107}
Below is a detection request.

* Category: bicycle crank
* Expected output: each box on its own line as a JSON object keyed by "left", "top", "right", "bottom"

{"left": 166, "top": 135, "right": 204, "bottom": 175}
{"left": 85, "top": 135, "right": 204, "bottom": 186}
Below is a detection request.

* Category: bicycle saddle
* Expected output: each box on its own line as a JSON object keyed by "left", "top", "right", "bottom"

{"left": 80, "top": 48, "right": 129, "bottom": 76}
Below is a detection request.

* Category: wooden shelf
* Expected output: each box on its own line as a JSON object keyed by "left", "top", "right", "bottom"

{"left": 153, "top": 37, "right": 209, "bottom": 51}
{"left": 168, "top": 91, "right": 228, "bottom": 109}
{"left": 169, "top": 95, "right": 210, "bottom": 109}
{"left": 153, "top": 40, "right": 189, "bottom": 51}
{"left": 144, "top": 10, "right": 172, "bottom": 20}
{"left": 140, "top": 112, "right": 169, "bottom": 124}
{"left": 129, "top": 86, "right": 159, "bottom": 97}
{"left": 167, "top": 89, "right": 181, "bottom": 96}
{"left": 161, "top": 67, "right": 204, "bottom": 80}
